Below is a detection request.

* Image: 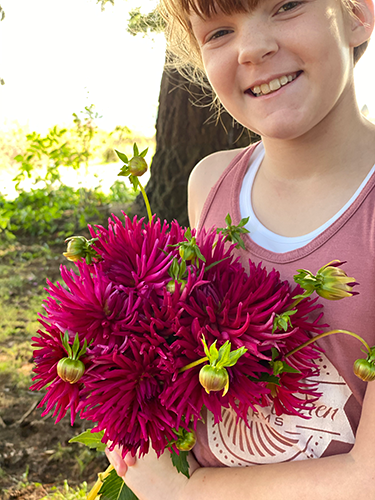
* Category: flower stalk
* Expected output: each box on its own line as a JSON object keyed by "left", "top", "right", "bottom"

{"left": 138, "top": 179, "right": 152, "bottom": 224}
{"left": 87, "top": 464, "right": 114, "bottom": 500}
{"left": 115, "top": 143, "right": 152, "bottom": 223}
{"left": 179, "top": 356, "right": 209, "bottom": 374}
{"left": 283, "top": 329, "right": 375, "bottom": 383}
{"left": 284, "top": 329, "right": 371, "bottom": 359}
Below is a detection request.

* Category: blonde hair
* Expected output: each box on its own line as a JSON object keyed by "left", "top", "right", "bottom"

{"left": 158, "top": 0, "right": 369, "bottom": 90}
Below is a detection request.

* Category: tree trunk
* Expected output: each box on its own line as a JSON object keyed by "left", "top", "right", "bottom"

{"left": 130, "top": 68, "right": 258, "bottom": 227}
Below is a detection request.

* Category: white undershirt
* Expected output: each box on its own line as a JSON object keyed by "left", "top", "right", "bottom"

{"left": 239, "top": 143, "right": 375, "bottom": 253}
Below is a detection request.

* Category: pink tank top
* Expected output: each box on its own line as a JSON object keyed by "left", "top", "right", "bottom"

{"left": 194, "top": 144, "right": 375, "bottom": 467}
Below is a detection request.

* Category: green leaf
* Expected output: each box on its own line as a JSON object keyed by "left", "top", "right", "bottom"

{"left": 69, "top": 429, "right": 106, "bottom": 452}
{"left": 201, "top": 335, "right": 214, "bottom": 360}
{"left": 208, "top": 340, "right": 219, "bottom": 364}
{"left": 233, "top": 235, "right": 246, "bottom": 250}
{"left": 170, "top": 449, "right": 190, "bottom": 478}
{"left": 77, "top": 338, "right": 88, "bottom": 359}
{"left": 115, "top": 149, "right": 129, "bottom": 164}
{"left": 194, "top": 246, "right": 206, "bottom": 263}
{"left": 225, "top": 346, "right": 248, "bottom": 367}
{"left": 204, "top": 256, "right": 231, "bottom": 272}
{"left": 72, "top": 333, "right": 80, "bottom": 359}
{"left": 225, "top": 213, "right": 232, "bottom": 226}
{"left": 238, "top": 216, "right": 250, "bottom": 227}
{"left": 271, "top": 348, "right": 279, "bottom": 361}
{"left": 129, "top": 175, "right": 139, "bottom": 191}
{"left": 184, "top": 227, "right": 192, "bottom": 241}
{"left": 99, "top": 468, "right": 138, "bottom": 500}
{"left": 118, "top": 165, "right": 130, "bottom": 177}
{"left": 140, "top": 148, "right": 148, "bottom": 158}
{"left": 281, "top": 361, "right": 300, "bottom": 374}
{"left": 248, "top": 373, "right": 281, "bottom": 385}
{"left": 216, "top": 341, "right": 231, "bottom": 367}
{"left": 133, "top": 143, "right": 139, "bottom": 157}
{"left": 61, "top": 331, "right": 72, "bottom": 357}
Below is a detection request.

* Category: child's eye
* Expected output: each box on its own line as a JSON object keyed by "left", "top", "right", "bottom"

{"left": 277, "top": 1, "right": 301, "bottom": 13}
{"left": 209, "top": 29, "right": 233, "bottom": 41}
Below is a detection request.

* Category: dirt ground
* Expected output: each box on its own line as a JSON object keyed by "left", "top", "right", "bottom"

{"left": 0, "top": 239, "right": 108, "bottom": 500}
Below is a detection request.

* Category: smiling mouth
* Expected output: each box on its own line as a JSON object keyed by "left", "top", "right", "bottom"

{"left": 247, "top": 71, "right": 303, "bottom": 97}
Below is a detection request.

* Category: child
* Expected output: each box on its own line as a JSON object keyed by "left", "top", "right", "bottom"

{"left": 106, "top": 0, "right": 375, "bottom": 498}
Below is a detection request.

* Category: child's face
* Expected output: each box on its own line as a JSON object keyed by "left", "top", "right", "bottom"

{"left": 190, "top": 0, "right": 358, "bottom": 140}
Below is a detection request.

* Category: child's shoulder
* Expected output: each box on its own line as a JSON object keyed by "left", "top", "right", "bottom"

{"left": 188, "top": 147, "right": 246, "bottom": 228}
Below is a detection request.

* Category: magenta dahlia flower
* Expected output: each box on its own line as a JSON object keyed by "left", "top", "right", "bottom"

{"left": 79, "top": 339, "right": 178, "bottom": 457}
{"left": 162, "top": 227, "right": 325, "bottom": 425}
{"left": 41, "top": 263, "right": 140, "bottom": 346}
{"left": 88, "top": 215, "right": 185, "bottom": 297}
{"left": 30, "top": 321, "right": 90, "bottom": 425}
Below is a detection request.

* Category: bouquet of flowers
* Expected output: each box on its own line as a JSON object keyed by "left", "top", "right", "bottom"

{"left": 30, "top": 145, "right": 375, "bottom": 500}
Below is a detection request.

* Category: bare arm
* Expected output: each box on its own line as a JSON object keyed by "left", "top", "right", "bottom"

{"left": 107, "top": 381, "right": 375, "bottom": 500}
{"left": 181, "top": 381, "right": 375, "bottom": 500}
{"left": 188, "top": 148, "right": 244, "bottom": 229}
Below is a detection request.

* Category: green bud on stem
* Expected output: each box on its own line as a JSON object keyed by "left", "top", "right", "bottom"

{"left": 199, "top": 364, "right": 229, "bottom": 395}
{"left": 57, "top": 332, "right": 88, "bottom": 384}
{"left": 128, "top": 156, "right": 148, "bottom": 177}
{"left": 57, "top": 357, "right": 85, "bottom": 384}
{"left": 353, "top": 358, "right": 375, "bottom": 382}
{"left": 176, "top": 428, "right": 197, "bottom": 451}
{"left": 293, "top": 260, "right": 358, "bottom": 301}
{"left": 63, "top": 236, "right": 99, "bottom": 264}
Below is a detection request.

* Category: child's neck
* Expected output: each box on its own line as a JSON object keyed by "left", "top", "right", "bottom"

{"left": 261, "top": 100, "right": 375, "bottom": 181}
{"left": 252, "top": 97, "right": 375, "bottom": 237}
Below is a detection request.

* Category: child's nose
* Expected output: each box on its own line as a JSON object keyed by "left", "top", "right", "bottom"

{"left": 237, "top": 27, "right": 279, "bottom": 65}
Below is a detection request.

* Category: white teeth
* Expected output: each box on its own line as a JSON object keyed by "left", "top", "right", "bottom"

{"left": 260, "top": 83, "right": 271, "bottom": 94}
{"left": 269, "top": 78, "right": 281, "bottom": 91}
{"left": 250, "top": 73, "right": 298, "bottom": 96}
{"left": 280, "top": 75, "right": 288, "bottom": 86}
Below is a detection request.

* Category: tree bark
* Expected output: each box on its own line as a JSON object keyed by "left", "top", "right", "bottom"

{"left": 130, "top": 68, "right": 258, "bottom": 227}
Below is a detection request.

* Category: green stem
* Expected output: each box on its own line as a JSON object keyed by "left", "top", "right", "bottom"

{"left": 138, "top": 179, "right": 152, "bottom": 224}
{"left": 179, "top": 357, "right": 208, "bottom": 374}
{"left": 285, "top": 329, "right": 371, "bottom": 359}
{"left": 289, "top": 296, "right": 305, "bottom": 309}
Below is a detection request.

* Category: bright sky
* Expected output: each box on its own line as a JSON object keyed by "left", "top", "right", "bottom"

{"left": 0, "top": 0, "right": 374, "bottom": 137}
{"left": 0, "top": 0, "right": 165, "bottom": 136}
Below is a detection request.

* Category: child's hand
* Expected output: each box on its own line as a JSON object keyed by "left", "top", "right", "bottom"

{"left": 105, "top": 445, "right": 136, "bottom": 477}
{"left": 105, "top": 445, "right": 200, "bottom": 500}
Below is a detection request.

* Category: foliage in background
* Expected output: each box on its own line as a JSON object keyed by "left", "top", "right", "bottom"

{"left": 0, "top": 182, "right": 136, "bottom": 243}
{"left": 13, "top": 126, "right": 89, "bottom": 190}
{"left": 0, "top": 105, "right": 155, "bottom": 245}
{"left": 13, "top": 105, "right": 104, "bottom": 190}
{"left": 72, "top": 104, "right": 102, "bottom": 168}
{"left": 127, "top": 7, "right": 164, "bottom": 36}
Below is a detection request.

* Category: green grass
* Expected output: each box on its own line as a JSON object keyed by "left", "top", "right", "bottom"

{"left": 40, "top": 481, "right": 88, "bottom": 499}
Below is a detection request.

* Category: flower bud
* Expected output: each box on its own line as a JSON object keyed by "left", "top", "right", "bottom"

{"left": 353, "top": 358, "right": 375, "bottom": 382}
{"left": 57, "top": 357, "right": 85, "bottom": 384}
{"left": 176, "top": 428, "right": 196, "bottom": 451}
{"left": 63, "top": 236, "right": 88, "bottom": 262}
{"left": 128, "top": 156, "right": 148, "bottom": 177}
{"left": 316, "top": 261, "right": 358, "bottom": 301}
{"left": 179, "top": 245, "right": 195, "bottom": 262}
{"left": 166, "top": 279, "right": 186, "bottom": 294}
{"left": 199, "top": 364, "right": 229, "bottom": 395}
